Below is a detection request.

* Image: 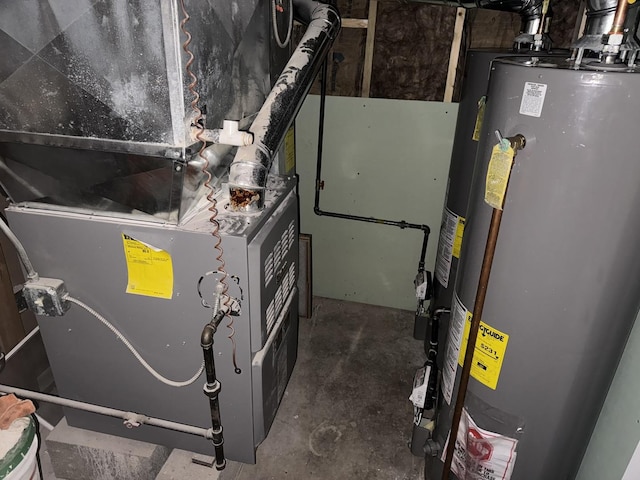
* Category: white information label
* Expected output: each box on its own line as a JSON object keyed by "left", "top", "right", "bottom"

{"left": 441, "top": 293, "right": 468, "bottom": 405}
{"left": 416, "top": 281, "right": 428, "bottom": 300}
{"left": 435, "top": 208, "right": 458, "bottom": 288}
{"left": 519, "top": 82, "right": 547, "bottom": 118}
{"left": 409, "top": 365, "right": 431, "bottom": 409}
{"left": 442, "top": 409, "right": 518, "bottom": 480}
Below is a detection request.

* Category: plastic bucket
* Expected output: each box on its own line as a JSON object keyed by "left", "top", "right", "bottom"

{"left": 0, "top": 417, "right": 38, "bottom": 480}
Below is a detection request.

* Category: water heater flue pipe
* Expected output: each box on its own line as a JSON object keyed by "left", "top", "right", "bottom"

{"left": 228, "top": 0, "right": 340, "bottom": 212}
{"left": 583, "top": 0, "right": 621, "bottom": 35}
{"left": 571, "top": 0, "right": 639, "bottom": 65}
{"left": 409, "top": 0, "right": 541, "bottom": 13}
{"left": 408, "top": 0, "right": 547, "bottom": 35}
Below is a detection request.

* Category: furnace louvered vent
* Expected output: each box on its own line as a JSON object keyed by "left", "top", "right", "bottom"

{"left": 287, "top": 262, "right": 295, "bottom": 291}
{"left": 274, "top": 241, "right": 282, "bottom": 277}
{"left": 286, "top": 221, "right": 295, "bottom": 253}
{"left": 264, "top": 252, "right": 274, "bottom": 286}
{"left": 266, "top": 301, "right": 276, "bottom": 333}
{"left": 264, "top": 220, "right": 295, "bottom": 288}
{"left": 266, "top": 261, "right": 297, "bottom": 335}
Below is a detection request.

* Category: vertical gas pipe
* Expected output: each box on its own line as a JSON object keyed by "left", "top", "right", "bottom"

{"left": 200, "top": 310, "right": 227, "bottom": 470}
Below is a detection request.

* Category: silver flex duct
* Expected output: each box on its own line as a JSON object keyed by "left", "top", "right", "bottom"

{"left": 228, "top": 0, "right": 340, "bottom": 212}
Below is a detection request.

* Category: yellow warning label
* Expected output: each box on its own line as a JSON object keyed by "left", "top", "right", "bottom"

{"left": 485, "top": 143, "right": 515, "bottom": 210}
{"left": 458, "top": 312, "right": 509, "bottom": 390}
{"left": 122, "top": 234, "right": 173, "bottom": 299}
{"left": 472, "top": 96, "right": 486, "bottom": 142}
{"left": 284, "top": 126, "right": 296, "bottom": 174}
{"left": 452, "top": 216, "right": 465, "bottom": 259}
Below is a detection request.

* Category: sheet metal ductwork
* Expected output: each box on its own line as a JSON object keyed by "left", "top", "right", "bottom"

{"left": 0, "top": 0, "right": 296, "bottom": 223}
{"left": 228, "top": 0, "right": 340, "bottom": 212}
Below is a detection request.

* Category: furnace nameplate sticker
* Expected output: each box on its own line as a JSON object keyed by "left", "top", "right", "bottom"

{"left": 458, "top": 314, "right": 509, "bottom": 390}
{"left": 122, "top": 234, "right": 174, "bottom": 299}
{"left": 519, "top": 82, "right": 547, "bottom": 117}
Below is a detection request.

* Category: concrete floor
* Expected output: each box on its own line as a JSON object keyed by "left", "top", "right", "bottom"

{"left": 231, "top": 297, "right": 425, "bottom": 480}
{"left": 32, "top": 297, "right": 426, "bottom": 479}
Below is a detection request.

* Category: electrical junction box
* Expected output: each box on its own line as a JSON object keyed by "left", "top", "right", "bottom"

{"left": 22, "top": 278, "right": 70, "bottom": 317}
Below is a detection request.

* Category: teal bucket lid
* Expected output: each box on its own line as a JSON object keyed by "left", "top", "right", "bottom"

{"left": 0, "top": 417, "right": 36, "bottom": 478}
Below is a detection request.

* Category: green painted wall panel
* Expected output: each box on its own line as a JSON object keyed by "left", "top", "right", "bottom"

{"left": 576, "top": 309, "right": 640, "bottom": 480}
{"left": 296, "top": 96, "right": 640, "bottom": 480}
{"left": 296, "top": 95, "right": 457, "bottom": 311}
{"left": 295, "top": 95, "right": 640, "bottom": 477}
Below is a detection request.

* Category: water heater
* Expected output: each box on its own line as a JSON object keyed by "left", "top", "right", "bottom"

{"left": 426, "top": 56, "right": 640, "bottom": 479}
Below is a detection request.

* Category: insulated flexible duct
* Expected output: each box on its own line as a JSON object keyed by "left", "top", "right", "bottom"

{"left": 228, "top": 0, "right": 340, "bottom": 211}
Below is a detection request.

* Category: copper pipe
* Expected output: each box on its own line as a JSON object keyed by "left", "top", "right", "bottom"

{"left": 610, "top": 0, "right": 630, "bottom": 34}
{"left": 441, "top": 209, "right": 503, "bottom": 480}
{"left": 441, "top": 134, "right": 525, "bottom": 480}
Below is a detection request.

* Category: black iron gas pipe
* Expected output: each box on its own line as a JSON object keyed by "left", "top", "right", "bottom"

{"left": 201, "top": 310, "right": 227, "bottom": 471}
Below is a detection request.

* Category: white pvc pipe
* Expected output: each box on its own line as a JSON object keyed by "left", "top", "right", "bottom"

{"left": 35, "top": 413, "right": 54, "bottom": 431}
{"left": 0, "top": 385, "right": 212, "bottom": 439}
{"left": 5, "top": 326, "right": 40, "bottom": 361}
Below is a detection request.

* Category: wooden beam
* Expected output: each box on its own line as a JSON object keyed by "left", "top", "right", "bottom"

{"left": 573, "top": 0, "right": 588, "bottom": 43}
{"left": 444, "top": 7, "right": 466, "bottom": 103}
{"left": 361, "top": 0, "right": 378, "bottom": 97}
{"left": 342, "top": 18, "right": 368, "bottom": 29}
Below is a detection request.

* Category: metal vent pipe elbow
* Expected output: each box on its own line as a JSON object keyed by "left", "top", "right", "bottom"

{"left": 228, "top": 0, "right": 340, "bottom": 212}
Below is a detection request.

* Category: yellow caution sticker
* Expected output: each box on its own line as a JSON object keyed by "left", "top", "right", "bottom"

{"left": 122, "top": 234, "right": 173, "bottom": 299}
{"left": 284, "top": 126, "right": 296, "bottom": 174}
{"left": 452, "top": 216, "right": 465, "bottom": 259}
{"left": 472, "top": 96, "right": 486, "bottom": 142}
{"left": 485, "top": 143, "right": 515, "bottom": 210}
{"left": 458, "top": 312, "right": 509, "bottom": 390}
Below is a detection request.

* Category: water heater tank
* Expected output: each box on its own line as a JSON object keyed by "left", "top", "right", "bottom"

{"left": 423, "top": 49, "right": 566, "bottom": 344}
{"left": 427, "top": 57, "right": 640, "bottom": 479}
